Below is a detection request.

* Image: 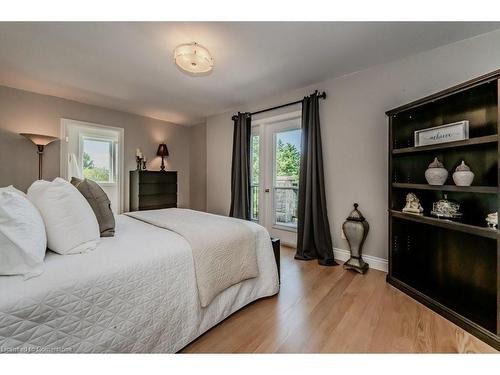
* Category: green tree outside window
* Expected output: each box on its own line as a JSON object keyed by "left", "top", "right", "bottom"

{"left": 83, "top": 151, "right": 110, "bottom": 182}
{"left": 276, "top": 139, "right": 300, "bottom": 178}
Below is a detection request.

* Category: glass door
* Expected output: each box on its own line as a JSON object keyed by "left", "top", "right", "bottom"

{"left": 272, "top": 128, "right": 301, "bottom": 229}
{"left": 252, "top": 112, "right": 301, "bottom": 246}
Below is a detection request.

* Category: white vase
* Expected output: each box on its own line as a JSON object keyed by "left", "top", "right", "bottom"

{"left": 425, "top": 168, "right": 448, "bottom": 185}
{"left": 425, "top": 158, "right": 448, "bottom": 185}
{"left": 452, "top": 161, "right": 474, "bottom": 186}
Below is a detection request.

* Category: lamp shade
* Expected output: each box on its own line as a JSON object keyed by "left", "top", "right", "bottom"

{"left": 20, "top": 133, "right": 58, "bottom": 146}
{"left": 156, "top": 143, "right": 169, "bottom": 157}
{"left": 20, "top": 133, "right": 59, "bottom": 180}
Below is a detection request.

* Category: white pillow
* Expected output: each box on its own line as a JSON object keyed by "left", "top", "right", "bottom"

{"left": 28, "top": 178, "right": 100, "bottom": 254}
{"left": 0, "top": 186, "right": 46, "bottom": 278}
{"left": 3, "top": 185, "right": 27, "bottom": 197}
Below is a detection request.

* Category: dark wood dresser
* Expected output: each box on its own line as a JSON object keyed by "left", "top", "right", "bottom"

{"left": 129, "top": 170, "right": 177, "bottom": 211}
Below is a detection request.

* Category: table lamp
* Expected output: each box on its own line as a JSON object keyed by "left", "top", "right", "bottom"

{"left": 156, "top": 143, "right": 169, "bottom": 171}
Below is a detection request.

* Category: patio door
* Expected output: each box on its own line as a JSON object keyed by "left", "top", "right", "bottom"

{"left": 251, "top": 111, "right": 301, "bottom": 246}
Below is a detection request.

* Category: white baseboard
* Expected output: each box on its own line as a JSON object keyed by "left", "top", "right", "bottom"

{"left": 282, "top": 243, "right": 388, "bottom": 273}
{"left": 333, "top": 247, "right": 388, "bottom": 273}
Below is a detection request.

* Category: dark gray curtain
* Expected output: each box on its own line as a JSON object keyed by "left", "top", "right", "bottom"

{"left": 295, "top": 93, "right": 337, "bottom": 266}
{"left": 229, "top": 112, "right": 252, "bottom": 220}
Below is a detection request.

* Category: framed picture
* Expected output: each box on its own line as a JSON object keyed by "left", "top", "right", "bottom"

{"left": 414, "top": 121, "right": 469, "bottom": 147}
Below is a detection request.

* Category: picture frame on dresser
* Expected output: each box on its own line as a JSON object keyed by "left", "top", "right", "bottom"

{"left": 386, "top": 69, "right": 500, "bottom": 350}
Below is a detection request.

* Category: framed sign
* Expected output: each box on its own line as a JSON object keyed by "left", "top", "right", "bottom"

{"left": 414, "top": 121, "right": 469, "bottom": 147}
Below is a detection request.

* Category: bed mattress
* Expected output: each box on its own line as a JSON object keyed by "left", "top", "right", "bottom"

{"left": 0, "top": 214, "right": 279, "bottom": 353}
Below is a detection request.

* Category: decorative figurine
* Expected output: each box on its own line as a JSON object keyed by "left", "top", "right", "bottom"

{"left": 486, "top": 212, "right": 497, "bottom": 229}
{"left": 142, "top": 157, "right": 147, "bottom": 170}
{"left": 342, "top": 203, "right": 369, "bottom": 274}
{"left": 431, "top": 194, "right": 462, "bottom": 219}
{"left": 452, "top": 160, "right": 474, "bottom": 186}
{"left": 402, "top": 192, "right": 424, "bottom": 215}
{"left": 425, "top": 157, "right": 448, "bottom": 185}
{"left": 136, "top": 148, "right": 143, "bottom": 171}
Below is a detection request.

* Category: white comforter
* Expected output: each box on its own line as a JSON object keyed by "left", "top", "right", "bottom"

{"left": 0, "top": 214, "right": 279, "bottom": 353}
{"left": 126, "top": 209, "right": 259, "bottom": 307}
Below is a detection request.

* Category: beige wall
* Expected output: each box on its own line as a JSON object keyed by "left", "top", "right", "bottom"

{"left": 189, "top": 122, "right": 207, "bottom": 211}
{"left": 0, "top": 85, "right": 192, "bottom": 210}
{"left": 206, "top": 30, "right": 500, "bottom": 260}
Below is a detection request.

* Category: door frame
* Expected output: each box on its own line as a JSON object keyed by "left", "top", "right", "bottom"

{"left": 252, "top": 110, "right": 301, "bottom": 246}
{"left": 60, "top": 118, "right": 125, "bottom": 213}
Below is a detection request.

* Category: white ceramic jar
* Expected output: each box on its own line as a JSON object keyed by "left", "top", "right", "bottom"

{"left": 425, "top": 157, "right": 448, "bottom": 185}
{"left": 452, "top": 160, "right": 474, "bottom": 186}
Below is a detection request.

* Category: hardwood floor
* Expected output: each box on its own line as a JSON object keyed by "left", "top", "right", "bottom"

{"left": 182, "top": 246, "right": 497, "bottom": 353}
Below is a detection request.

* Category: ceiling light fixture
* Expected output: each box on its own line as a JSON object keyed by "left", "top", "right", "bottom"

{"left": 173, "top": 42, "right": 214, "bottom": 76}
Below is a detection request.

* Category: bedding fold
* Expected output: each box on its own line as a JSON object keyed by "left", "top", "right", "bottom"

{"left": 125, "top": 208, "right": 259, "bottom": 307}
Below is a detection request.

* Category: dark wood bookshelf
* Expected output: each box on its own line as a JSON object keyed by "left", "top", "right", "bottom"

{"left": 392, "top": 182, "right": 498, "bottom": 194}
{"left": 390, "top": 210, "right": 498, "bottom": 239}
{"left": 392, "top": 134, "right": 498, "bottom": 155}
{"left": 387, "top": 70, "right": 500, "bottom": 350}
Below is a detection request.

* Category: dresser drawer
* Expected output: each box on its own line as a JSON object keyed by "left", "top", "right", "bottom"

{"left": 139, "top": 172, "right": 177, "bottom": 184}
{"left": 138, "top": 183, "right": 177, "bottom": 196}
{"left": 138, "top": 193, "right": 177, "bottom": 208}
{"left": 139, "top": 203, "right": 177, "bottom": 210}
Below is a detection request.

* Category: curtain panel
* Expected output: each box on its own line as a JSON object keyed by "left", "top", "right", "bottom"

{"left": 295, "top": 93, "right": 337, "bottom": 266}
{"left": 229, "top": 112, "right": 252, "bottom": 220}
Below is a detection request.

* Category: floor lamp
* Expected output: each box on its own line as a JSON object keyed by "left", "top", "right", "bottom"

{"left": 20, "top": 133, "right": 59, "bottom": 180}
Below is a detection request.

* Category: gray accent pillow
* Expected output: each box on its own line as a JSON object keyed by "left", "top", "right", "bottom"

{"left": 71, "top": 177, "right": 115, "bottom": 237}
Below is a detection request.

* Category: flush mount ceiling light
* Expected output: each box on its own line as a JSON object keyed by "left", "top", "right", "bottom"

{"left": 173, "top": 42, "right": 214, "bottom": 76}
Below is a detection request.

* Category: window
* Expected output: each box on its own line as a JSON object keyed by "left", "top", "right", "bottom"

{"left": 61, "top": 119, "right": 124, "bottom": 213}
{"left": 250, "top": 132, "right": 260, "bottom": 221}
{"left": 82, "top": 137, "right": 117, "bottom": 183}
{"left": 273, "top": 128, "right": 301, "bottom": 228}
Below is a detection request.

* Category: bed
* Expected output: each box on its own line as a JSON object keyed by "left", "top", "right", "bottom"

{"left": 0, "top": 210, "right": 279, "bottom": 353}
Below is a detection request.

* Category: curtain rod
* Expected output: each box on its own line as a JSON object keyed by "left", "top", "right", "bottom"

{"left": 231, "top": 91, "right": 326, "bottom": 121}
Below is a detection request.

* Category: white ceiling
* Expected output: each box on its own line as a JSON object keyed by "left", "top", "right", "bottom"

{"left": 0, "top": 22, "right": 499, "bottom": 125}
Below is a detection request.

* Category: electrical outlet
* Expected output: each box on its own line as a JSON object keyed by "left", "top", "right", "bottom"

{"left": 341, "top": 228, "right": 346, "bottom": 240}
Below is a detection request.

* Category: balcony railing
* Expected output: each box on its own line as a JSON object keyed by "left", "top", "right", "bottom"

{"left": 251, "top": 184, "right": 299, "bottom": 228}
{"left": 274, "top": 186, "right": 298, "bottom": 227}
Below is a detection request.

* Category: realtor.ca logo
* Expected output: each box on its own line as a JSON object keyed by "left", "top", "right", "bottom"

{"left": 0, "top": 346, "right": 73, "bottom": 353}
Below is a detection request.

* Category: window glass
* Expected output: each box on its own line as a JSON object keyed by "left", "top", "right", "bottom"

{"left": 82, "top": 138, "right": 114, "bottom": 183}
{"left": 274, "top": 128, "right": 301, "bottom": 227}
{"left": 250, "top": 133, "right": 260, "bottom": 221}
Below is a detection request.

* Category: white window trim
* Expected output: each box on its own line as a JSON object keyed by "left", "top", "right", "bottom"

{"left": 60, "top": 118, "right": 125, "bottom": 213}
{"left": 251, "top": 110, "right": 301, "bottom": 128}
